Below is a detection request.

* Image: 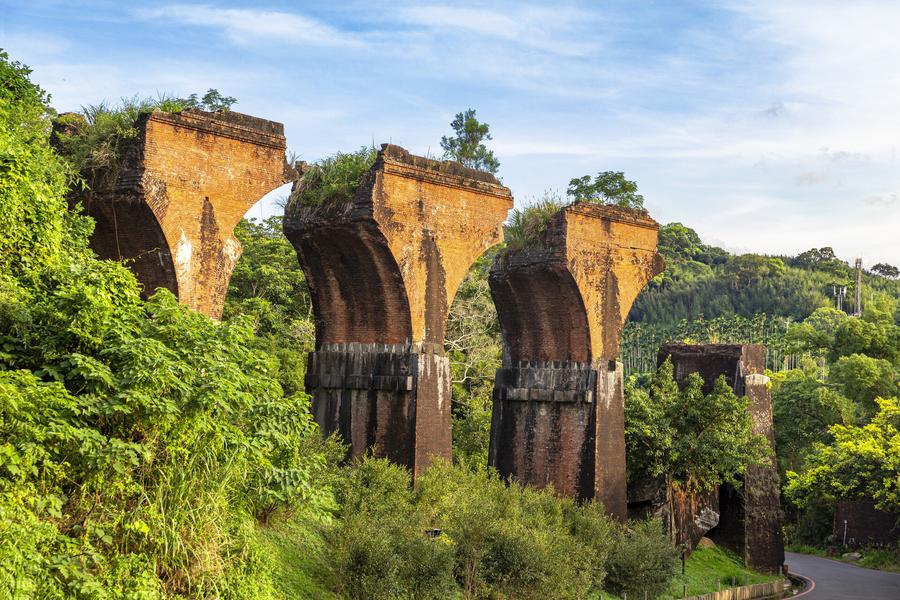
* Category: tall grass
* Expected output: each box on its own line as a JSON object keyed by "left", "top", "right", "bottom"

{"left": 503, "top": 193, "right": 566, "bottom": 250}
{"left": 288, "top": 146, "right": 378, "bottom": 207}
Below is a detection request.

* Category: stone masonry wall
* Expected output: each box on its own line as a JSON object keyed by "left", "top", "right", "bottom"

{"left": 658, "top": 344, "right": 786, "bottom": 573}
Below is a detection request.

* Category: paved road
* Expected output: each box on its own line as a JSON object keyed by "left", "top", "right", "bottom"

{"left": 786, "top": 551, "right": 900, "bottom": 599}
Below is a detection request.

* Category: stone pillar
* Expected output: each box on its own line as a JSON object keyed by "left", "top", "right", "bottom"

{"left": 283, "top": 144, "right": 512, "bottom": 476}
{"left": 488, "top": 203, "right": 664, "bottom": 520}
{"left": 658, "top": 344, "right": 786, "bottom": 572}
{"left": 67, "top": 109, "right": 288, "bottom": 318}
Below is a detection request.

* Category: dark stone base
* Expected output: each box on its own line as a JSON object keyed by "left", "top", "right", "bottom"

{"left": 306, "top": 342, "right": 451, "bottom": 477}
{"left": 489, "top": 359, "right": 627, "bottom": 520}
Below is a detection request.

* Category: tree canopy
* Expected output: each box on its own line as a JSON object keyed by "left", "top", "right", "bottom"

{"left": 567, "top": 171, "right": 645, "bottom": 209}
{"left": 440, "top": 108, "right": 500, "bottom": 174}
{"left": 624, "top": 359, "right": 771, "bottom": 492}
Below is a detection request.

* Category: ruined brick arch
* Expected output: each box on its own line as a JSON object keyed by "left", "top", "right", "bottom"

{"left": 490, "top": 267, "right": 591, "bottom": 364}
{"left": 488, "top": 203, "right": 664, "bottom": 519}
{"left": 64, "top": 109, "right": 289, "bottom": 319}
{"left": 285, "top": 144, "right": 513, "bottom": 475}
{"left": 291, "top": 222, "right": 412, "bottom": 346}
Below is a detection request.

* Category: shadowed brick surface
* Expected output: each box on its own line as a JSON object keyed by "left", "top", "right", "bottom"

{"left": 68, "top": 109, "right": 288, "bottom": 318}
{"left": 658, "top": 343, "right": 786, "bottom": 573}
{"left": 489, "top": 204, "right": 663, "bottom": 519}
{"left": 284, "top": 144, "right": 512, "bottom": 476}
{"left": 833, "top": 500, "right": 900, "bottom": 545}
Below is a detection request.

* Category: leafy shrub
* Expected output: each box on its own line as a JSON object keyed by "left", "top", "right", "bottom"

{"left": 625, "top": 359, "right": 772, "bottom": 493}
{"left": 327, "top": 459, "right": 456, "bottom": 600}
{"left": 287, "top": 146, "right": 377, "bottom": 207}
{"left": 604, "top": 519, "right": 679, "bottom": 599}
{"left": 324, "top": 459, "right": 638, "bottom": 600}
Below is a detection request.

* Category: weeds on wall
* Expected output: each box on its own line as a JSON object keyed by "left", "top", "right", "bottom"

{"left": 53, "top": 90, "right": 236, "bottom": 193}
{"left": 287, "top": 146, "right": 378, "bottom": 208}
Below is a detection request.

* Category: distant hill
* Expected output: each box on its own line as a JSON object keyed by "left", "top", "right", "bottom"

{"left": 629, "top": 223, "right": 900, "bottom": 326}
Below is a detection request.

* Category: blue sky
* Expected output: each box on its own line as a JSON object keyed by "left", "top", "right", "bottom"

{"left": 3, "top": 1, "right": 899, "bottom": 265}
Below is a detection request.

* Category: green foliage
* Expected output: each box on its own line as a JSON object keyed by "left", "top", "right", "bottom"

{"left": 829, "top": 354, "right": 898, "bottom": 418}
{"left": 791, "top": 247, "right": 849, "bottom": 275}
{"left": 0, "top": 51, "right": 79, "bottom": 282}
{"left": 624, "top": 359, "right": 772, "bottom": 492}
{"left": 323, "top": 459, "right": 666, "bottom": 600}
{"left": 872, "top": 263, "right": 900, "bottom": 279}
{"left": 446, "top": 253, "right": 502, "bottom": 466}
{"left": 440, "top": 108, "right": 500, "bottom": 174}
{"left": 566, "top": 171, "right": 645, "bottom": 209}
{"left": 181, "top": 89, "right": 237, "bottom": 112}
{"left": 0, "top": 52, "right": 329, "bottom": 597}
{"left": 786, "top": 397, "right": 900, "bottom": 513}
{"left": 724, "top": 254, "right": 786, "bottom": 289}
{"left": 224, "top": 216, "right": 314, "bottom": 395}
{"left": 832, "top": 315, "right": 900, "bottom": 364}
{"left": 286, "top": 146, "right": 377, "bottom": 207}
{"left": 770, "top": 365, "right": 855, "bottom": 473}
{"left": 503, "top": 194, "right": 565, "bottom": 250}
{"left": 326, "top": 459, "right": 457, "bottom": 600}
{"left": 604, "top": 519, "right": 679, "bottom": 599}
{"left": 658, "top": 222, "right": 704, "bottom": 262}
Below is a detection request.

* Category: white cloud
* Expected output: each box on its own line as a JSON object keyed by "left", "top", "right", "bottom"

{"left": 137, "top": 4, "right": 365, "bottom": 48}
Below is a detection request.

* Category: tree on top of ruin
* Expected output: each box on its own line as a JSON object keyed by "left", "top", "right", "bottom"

{"left": 440, "top": 108, "right": 500, "bottom": 174}
{"left": 567, "top": 171, "right": 645, "bottom": 210}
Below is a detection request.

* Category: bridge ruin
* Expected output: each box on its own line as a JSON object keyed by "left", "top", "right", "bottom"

{"left": 488, "top": 203, "right": 664, "bottom": 519}
{"left": 68, "top": 109, "right": 288, "bottom": 318}
{"left": 657, "top": 343, "right": 786, "bottom": 573}
{"left": 283, "top": 144, "right": 513, "bottom": 476}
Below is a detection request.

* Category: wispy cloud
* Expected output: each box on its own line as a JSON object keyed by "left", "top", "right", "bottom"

{"left": 136, "top": 4, "right": 365, "bottom": 48}
{"left": 396, "top": 5, "right": 601, "bottom": 56}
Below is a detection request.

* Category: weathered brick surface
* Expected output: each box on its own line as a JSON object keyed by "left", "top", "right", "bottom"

{"left": 657, "top": 344, "right": 786, "bottom": 573}
{"left": 834, "top": 499, "right": 900, "bottom": 545}
{"left": 489, "top": 204, "right": 663, "bottom": 519}
{"left": 285, "top": 145, "right": 512, "bottom": 476}
{"left": 70, "top": 109, "right": 287, "bottom": 318}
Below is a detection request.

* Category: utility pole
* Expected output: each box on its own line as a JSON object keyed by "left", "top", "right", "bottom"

{"left": 854, "top": 258, "right": 863, "bottom": 316}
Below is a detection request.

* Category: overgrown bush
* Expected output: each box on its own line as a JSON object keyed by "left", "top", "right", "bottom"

{"left": 326, "top": 459, "right": 457, "bottom": 600}
{"left": 287, "top": 146, "right": 377, "bottom": 207}
{"left": 326, "top": 458, "right": 654, "bottom": 600}
{"left": 604, "top": 519, "right": 679, "bottom": 599}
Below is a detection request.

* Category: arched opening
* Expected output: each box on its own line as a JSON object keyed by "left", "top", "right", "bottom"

{"left": 290, "top": 222, "right": 413, "bottom": 347}
{"left": 82, "top": 196, "right": 178, "bottom": 299}
{"left": 490, "top": 264, "right": 592, "bottom": 365}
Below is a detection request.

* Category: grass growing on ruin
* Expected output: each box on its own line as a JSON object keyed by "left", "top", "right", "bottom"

{"left": 288, "top": 146, "right": 378, "bottom": 207}
{"left": 503, "top": 194, "right": 566, "bottom": 250}
{"left": 54, "top": 91, "right": 234, "bottom": 190}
